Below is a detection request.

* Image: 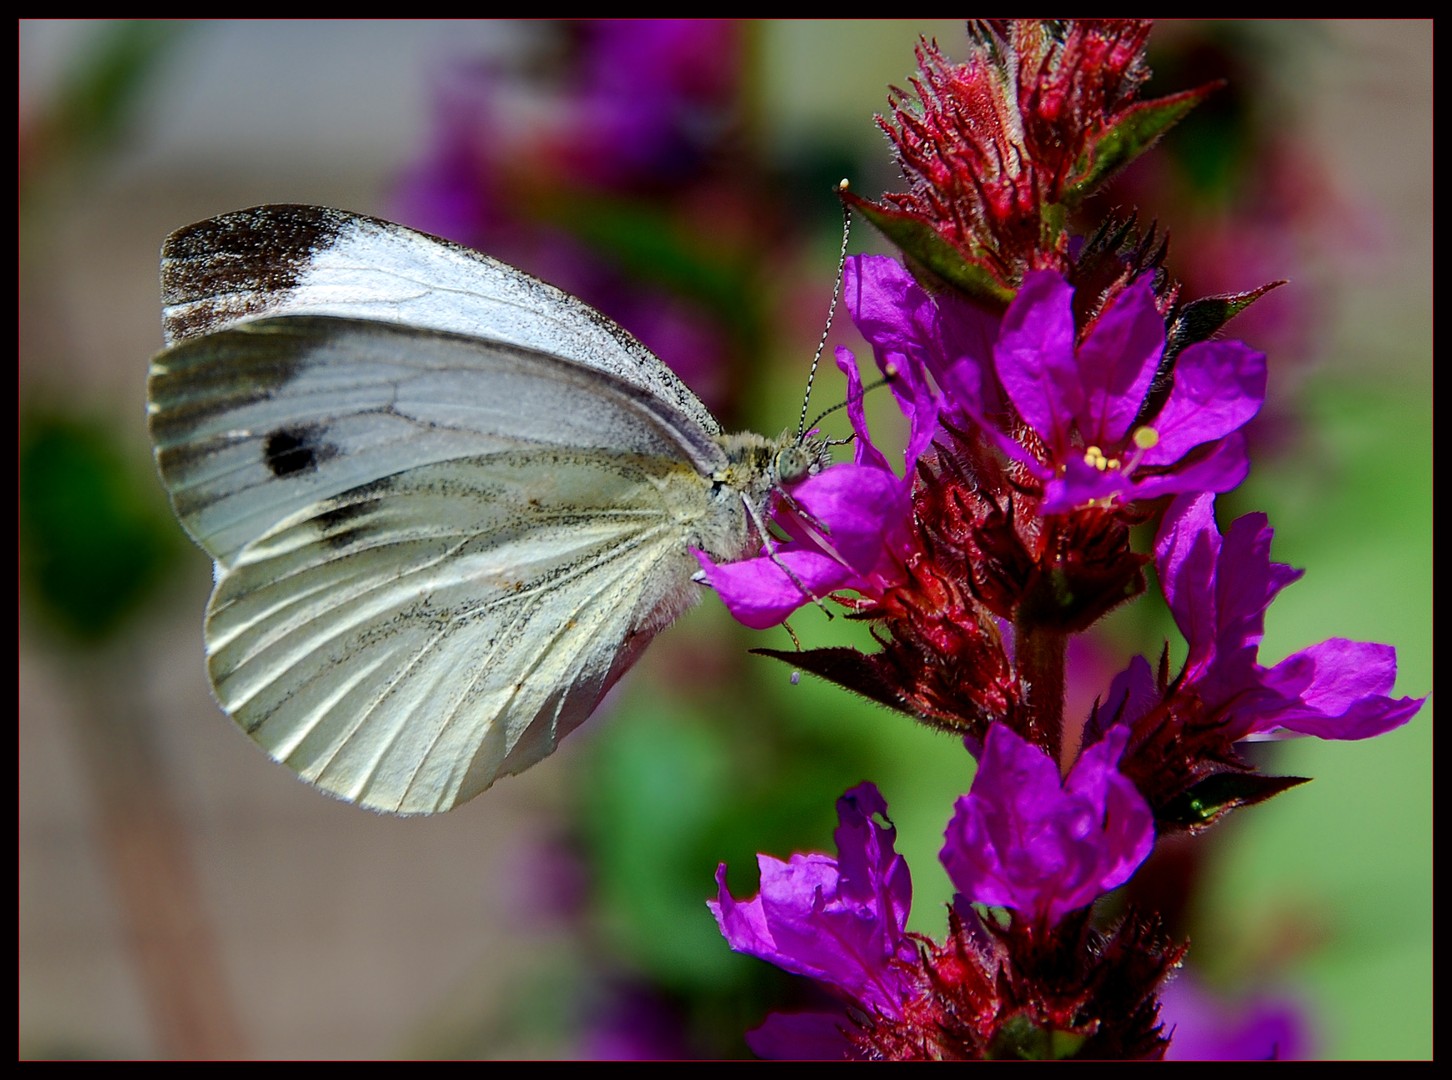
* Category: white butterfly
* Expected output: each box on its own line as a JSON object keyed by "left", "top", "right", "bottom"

{"left": 149, "top": 205, "right": 824, "bottom": 815}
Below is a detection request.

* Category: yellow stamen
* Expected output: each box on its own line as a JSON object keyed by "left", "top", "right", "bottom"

{"left": 1083, "top": 445, "right": 1121, "bottom": 472}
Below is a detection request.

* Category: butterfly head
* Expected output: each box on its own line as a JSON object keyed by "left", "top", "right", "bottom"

{"left": 773, "top": 432, "right": 833, "bottom": 489}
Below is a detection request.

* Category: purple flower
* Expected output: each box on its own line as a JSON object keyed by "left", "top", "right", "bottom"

{"left": 700, "top": 257, "right": 1269, "bottom": 631}
{"left": 798, "top": 256, "right": 1268, "bottom": 517}
{"left": 710, "top": 783, "right": 919, "bottom": 1057}
{"left": 710, "top": 783, "right": 917, "bottom": 1013}
{"left": 552, "top": 20, "right": 741, "bottom": 187}
{"left": 713, "top": 764, "right": 1169, "bottom": 1059}
{"left": 991, "top": 270, "right": 1267, "bottom": 513}
{"left": 842, "top": 253, "right": 1001, "bottom": 424}
{"left": 941, "top": 724, "right": 1155, "bottom": 928}
{"left": 696, "top": 257, "right": 942, "bottom": 629}
{"left": 1156, "top": 493, "right": 1424, "bottom": 741}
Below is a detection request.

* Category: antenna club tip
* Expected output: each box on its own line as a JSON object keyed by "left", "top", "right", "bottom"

{"left": 837, "top": 178, "right": 850, "bottom": 192}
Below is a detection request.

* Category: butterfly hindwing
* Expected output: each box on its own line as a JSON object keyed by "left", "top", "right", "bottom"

{"left": 147, "top": 206, "right": 814, "bottom": 814}
{"left": 208, "top": 449, "right": 711, "bottom": 814}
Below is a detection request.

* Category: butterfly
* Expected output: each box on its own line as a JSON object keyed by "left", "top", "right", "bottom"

{"left": 148, "top": 205, "right": 826, "bottom": 814}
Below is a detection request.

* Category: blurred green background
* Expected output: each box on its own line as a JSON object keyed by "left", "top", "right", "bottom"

{"left": 19, "top": 20, "right": 1430, "bottom": 1060}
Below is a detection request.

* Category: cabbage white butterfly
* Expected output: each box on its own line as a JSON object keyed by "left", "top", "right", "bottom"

{"left": 149, "top": 205, "right": 823, "bottom": 815}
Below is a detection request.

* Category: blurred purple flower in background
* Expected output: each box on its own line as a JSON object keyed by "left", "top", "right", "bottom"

{"left": 391, "top": 20, "right": 750, "bottom": 411}
{"left": 1159, "top": 975, "right": 1311, "bottom": 1060}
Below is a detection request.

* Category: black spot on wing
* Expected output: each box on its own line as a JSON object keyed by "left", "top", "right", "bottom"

{"left": 312, "top": 489, "right": 391, "bottom": 550}
{"left": 314, "top": 500, "right": 373, "bottom": 532}
{"left": 264, "top": 426, "right": 338, "bottom": 477}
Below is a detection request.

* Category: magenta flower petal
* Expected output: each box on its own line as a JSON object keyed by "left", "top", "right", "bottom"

{"left": 842, "top": 254, "right": 937, "bottom": 361}
{"left": 790, "top": 465, "right": 912, "bottom": 575}
{"left": 1126, "top": 431, "right": 1252, "bottom": 503}
{"left": 1084, "top": 654, "right": 1162, "bottom": 747}
{"left": 694, "top": 547, "right": 851, "bottom": 631}
{"left": 710, "top": 783, "right": 918, "bottom": 1014}
{"left": 941, "top": 725, "right": 1154, "bottom": 928}
{"left": 838, "top": 259, "right": 946, "bottom": 463}
{"left": 994, "top": 270, "right": 1081, "bottom": 457}
{"left": 1155, "top": 493, "right": 1423, "bottom": 742}
{"left": 1257, "top": 639, "right": 1426, "bottom": 740}
{"left": 842, "top": 253, "right": 1000, "bottom": 425}
{"left": 834, "top": 345, "right": 892, "bottom": 474}
{"left": 931, "top": 287, "right": 1006, "bottom": 420}
{"left": 1156, "top": 494, "right": 1296, "bottom": 682}
{"left": 1075, "top": 277, "right": 1165, "bottom": 447}
{"left": 1142, "top": 339, "right": 1267, "bottom": 464}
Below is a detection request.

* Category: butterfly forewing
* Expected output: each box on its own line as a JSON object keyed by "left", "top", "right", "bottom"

{"left": 159, "top": 204, "right": 718, "bottom": 436}
{"left": 148, "top": 314, "right": 763, "bottom": 813}
{"left": 148, "top": 316, "right": 728, "bottom": 567}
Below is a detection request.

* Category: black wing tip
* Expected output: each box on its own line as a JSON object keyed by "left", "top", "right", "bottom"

{"left": 161, "top": 205, "right": 351, "bottom": 260}
{"left": 160, "top": 206, "right": 361, "bottom": 341}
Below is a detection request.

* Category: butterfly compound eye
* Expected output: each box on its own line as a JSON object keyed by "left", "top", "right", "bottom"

{"left": 774, "top": 444, "right": 818, "bottom": 487}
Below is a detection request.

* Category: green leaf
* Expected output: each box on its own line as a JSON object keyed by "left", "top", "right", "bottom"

{"left": 844, "top": 192, "right": 1016, "bottom": 306}
{"left": 1158, "top": 770, "right": 1309, "bottom": 830}
{"left": 1066, "top": 83, "right": 1220, "bottom": 205}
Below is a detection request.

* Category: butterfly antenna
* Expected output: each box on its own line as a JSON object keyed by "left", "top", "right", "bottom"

{"left": 797, "top": 179, "right": 854, "bottom": 441}
{"left": 803, "top": 374, "right": 896, "bottom": 436}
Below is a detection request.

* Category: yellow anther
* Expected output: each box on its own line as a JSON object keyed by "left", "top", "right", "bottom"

{"left": 1083, "top": 445, "right": 1121, "bottom": 472}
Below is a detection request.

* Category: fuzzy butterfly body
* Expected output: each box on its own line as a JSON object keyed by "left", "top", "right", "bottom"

{"left": 149, "top": 206, "right": 815, "bottom": 814}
